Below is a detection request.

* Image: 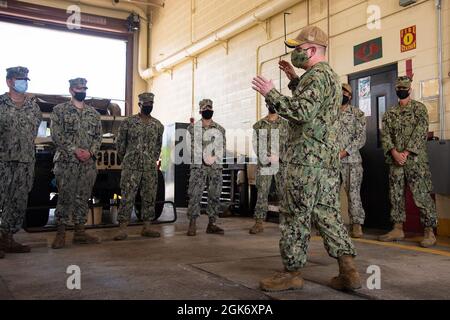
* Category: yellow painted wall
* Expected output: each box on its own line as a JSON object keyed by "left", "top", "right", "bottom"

{"left": 148, "top": 0, "right": 450, "bottom": 234}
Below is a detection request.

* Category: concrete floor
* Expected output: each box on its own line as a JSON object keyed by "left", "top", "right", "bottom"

{"left": 1, "top": 209, "right": 450, "bottom": 300}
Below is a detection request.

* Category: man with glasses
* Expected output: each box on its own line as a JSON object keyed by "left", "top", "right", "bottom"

{"left": 50, "top": 78, "right": 102, "bottom": 249}
{"left": 0, "top": 67, "right": 42, "bottom": 257}
{"left": 252, "top": 26, "right": 361, "bottom": 292}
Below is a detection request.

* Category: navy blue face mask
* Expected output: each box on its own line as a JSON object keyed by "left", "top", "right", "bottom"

{"left": 140, "top": 104, "right": 153, "bottom": 115}
{"left": 74, "top": 92, "right": 86, "bottom": 102}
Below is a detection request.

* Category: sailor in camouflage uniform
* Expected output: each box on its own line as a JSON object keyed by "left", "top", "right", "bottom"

{"left": 252, "top": 26, "right": 361, "bottom": 292}
{"left": 186, "top": 99, "right": 226, "bottom": 236}
{"left": 337, "top": 83, "right": 367, "bottom": 238}
{"left": 379, "top": 76, "right": 438, "bottom": 248}
{"left": 250, "top": 106, "right": 289, "bottom": 234}
{"left": 0, "top": 67, "right": 42, "bottom": 257}
{"left": 50, "top": 78, "right": 102, "bottom": 249}
{"left": 114, "top": 93, "right": 164, "bottom": 241}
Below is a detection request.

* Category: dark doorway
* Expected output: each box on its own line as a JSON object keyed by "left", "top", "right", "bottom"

{"left": 348, "top": 63, "right": 398, "bottom": 229}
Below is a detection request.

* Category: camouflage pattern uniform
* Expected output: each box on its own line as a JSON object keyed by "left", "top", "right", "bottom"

{"left": 265, "top": 62, "right": 356, "bottom": 271}
{"left": 51, "top": 79, "right": 102, "bottom": 226}
{"left": 253, "top": 115, "right": 289, "bottom": 220}
{"left": 116, "top": 93, "right": 164, "bottom": 223}
{"left": 0, "top": 69, "right": 42, "bottom": 234}
{"left": 337, "top": 104, "right": 366, "bottom": 225}
{"left": 381, "top": 78, "right": 437, "bottom": 228}
{"left": 187, "top": 101, "right": 226, "bottom": 224}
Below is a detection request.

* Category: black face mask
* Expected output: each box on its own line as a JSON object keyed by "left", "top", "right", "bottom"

{"left": 201, "top": 110, "right": 214, "bottom": 120}
{"left": 141, "top": 104, "right": 153, "bottom": 115}
{"left": 396, "top": 89, "right": 410, "bottom": 100}
{"left": 342, "top": 95, "right": 350, "bottom": 106}
{"left": 268, "top": 106, "right": 277, "bottom": 114}
{"left": 73, "top": 92, "right": 86, "bottom": 102}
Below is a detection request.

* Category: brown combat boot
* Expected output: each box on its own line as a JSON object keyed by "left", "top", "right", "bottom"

{"left": 350, "top": 224, "right": 363, "bottom": 238}
{"left": 0, "top": 232, "right": 31, "bottom": 253}
{"left": 420, "top": 227, "right": 437, "bottom": 248}
{"left": 249, "top": 219, "right": 264, "bottom": 234}
{"left": 260, "top": 270, "right": 304, "bottom": 292}
{"left": 378, "top": 223, "right": 405, "bottom": 242}
{"left": 206, "top": 219, "right": 224, "bottom": 235}
{"left": 113, "top": 222, "right": 129, "bottom": 241}
{"left": 73, "top": 224, "right": 101, "bottom": 244}
{"left": 141, "top": 221, "right": 161, "bottom": 238}
{"left": 187, "top": 218, "right": 197, "bottom": 236}
{"left": 330, "top": 255, "right": 362, "bottom": 291}
{"left": 51, "top": 225, "right": 66, "bottom": 249}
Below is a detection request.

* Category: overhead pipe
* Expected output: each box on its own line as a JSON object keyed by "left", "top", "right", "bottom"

{"left": 151, "top": 0, "right": 301, "bottom": 75}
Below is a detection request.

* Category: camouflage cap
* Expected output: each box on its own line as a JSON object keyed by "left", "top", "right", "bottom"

{"left": 396, "top": 76, "right": 412, "bottom": 89}
{"left": 199, "top": 99, "right": 213, "bottom": 110}
{"left": 342, "top": 83, "right": 353, "bottom": 95}
{"left": 138, "top": 92, "right": 155, "bottom": 103}
{"left": 285, "top": 26, "right": 328, "bottom": 48}
{"left": 69, "top": 78, "right": 88, "bottom": 89}
{"left": 6, "top": 66, "right": 30, "bottom": 80}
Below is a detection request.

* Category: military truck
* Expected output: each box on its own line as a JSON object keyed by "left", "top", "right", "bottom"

{"left": 24, "top": 94, "right": 167, "bottom": 231}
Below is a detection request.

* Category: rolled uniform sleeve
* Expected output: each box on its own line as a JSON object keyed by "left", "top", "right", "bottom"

{"left": 381, "top": 112, "right": 395, "bottom": 157}
{"left": 252, "top": 122, "right": 260, "bottom": 157}
{"left": 219, "top": 126, "right": 226, "bottom": 163}
{"left": 89, "top": 115, "right": 102, "bottom": 158}
{"left": 32, "top": 101, "right": 43, "bottom": 138}
{"left": 154, "top": 123, "right": 164, "bottom": 161}
{"left": 187, "top": 124, "right": 195, "bottom": 164}
{"left": 116, "top": 120, "right": 128, "bottom": 161}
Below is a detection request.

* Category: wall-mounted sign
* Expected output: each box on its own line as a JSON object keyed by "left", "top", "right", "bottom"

{"left": 354, "top": 37, "right": 383, "bottom": 66}
{"left": 400, "top": 25, "right": 416, "bottom": 53}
